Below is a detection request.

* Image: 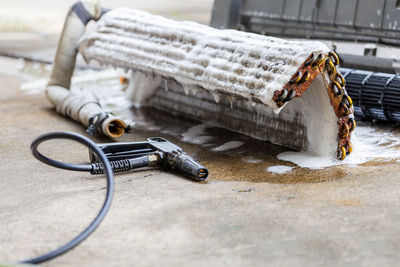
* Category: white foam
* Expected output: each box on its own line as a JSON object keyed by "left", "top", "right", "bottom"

{"left": 125, "top": 71, "right": 162, "bottom": 106}
{"left": 181, "top": 124, "right": 213, "bottom": 145}
{"left": 211, "top": 141, "right": 244, "bottom": 152}
{"left": 277, "top": 123, "right": 400, "bottom": 169}
{"left": 20, "top": 78, "right": 47, "bottom": 94}
{"left": 287, "top": 75, "right": 339, "bottom": 157}
{"left": 76, "top": 8, "right": 355, "bottom": 159}
{"left": 78, "top": 8, "right": 329, "bottom": 110}
{"left": 267, "top": 165, "right": 294, "bottom": 174}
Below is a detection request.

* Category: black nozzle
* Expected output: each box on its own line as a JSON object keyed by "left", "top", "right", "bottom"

{"left": 90, "top": 137, "right": 208, "bottom": 181}
{"left": 170, "top": 153, "right": 208, "bottom": 181}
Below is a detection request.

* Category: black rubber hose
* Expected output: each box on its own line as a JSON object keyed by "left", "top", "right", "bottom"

{"left": 21, "top": 132, "right": 114, "bottom": 264}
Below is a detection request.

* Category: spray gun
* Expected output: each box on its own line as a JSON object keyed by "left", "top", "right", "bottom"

{"left": 25, "top": 132, "right": 207, "bottom": 264}
{"left": 89, "top": 137, "right": 208, "bottom": 181}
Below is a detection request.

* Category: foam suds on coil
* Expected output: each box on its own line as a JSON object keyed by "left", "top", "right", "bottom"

{"left": 78, "top": 8, "right": 329, "bottom": 111}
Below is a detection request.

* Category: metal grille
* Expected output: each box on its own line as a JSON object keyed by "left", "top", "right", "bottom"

{"left": 342, "top": 67, "right": 400, "bottom": 122}
{"left": 238, "top": 0, "right": 400, "bottom": 46}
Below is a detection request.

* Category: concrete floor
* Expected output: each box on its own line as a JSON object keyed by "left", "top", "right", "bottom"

{"left": 1, "top": 1, "right": 400, "bottom": 265}
{"left": 1, "top": 55, "right": 400, "bottom": 267}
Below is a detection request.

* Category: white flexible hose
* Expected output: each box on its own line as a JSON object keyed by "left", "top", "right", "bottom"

{"left": 46, "top": 1, "right": 128, "bottom": 138}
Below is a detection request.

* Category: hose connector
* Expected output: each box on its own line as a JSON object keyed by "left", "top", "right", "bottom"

{"left": 87, "top": 112, "right": 128, "bottom": 139}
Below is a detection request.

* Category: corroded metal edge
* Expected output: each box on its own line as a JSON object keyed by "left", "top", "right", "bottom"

{"left": 273, "top": 51, "right": 355, "bottom": 160}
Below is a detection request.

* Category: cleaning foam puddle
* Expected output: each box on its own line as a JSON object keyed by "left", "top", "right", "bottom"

{"left": 211, "top": 141, "right": 245, "bottom": 152}
{"left": 267, "top": 165, "right": 294, "bottom": 174}
{"left": 278, "top": 122, "right": 400, "bottom": 169}
{"left": 181, "top": 124, "right": 214, "bottom": 145}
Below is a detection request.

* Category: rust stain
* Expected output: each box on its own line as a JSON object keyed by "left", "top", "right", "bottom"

{"left": 273, "top": 51, "right": 354, "bottom": 160}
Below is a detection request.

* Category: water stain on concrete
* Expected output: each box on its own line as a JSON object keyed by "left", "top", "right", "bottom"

{"left": 116, "top": 107, "right": 400, "bottom": 184}
{"left": 335, "top": 199, "right": 363, "bottom": 207}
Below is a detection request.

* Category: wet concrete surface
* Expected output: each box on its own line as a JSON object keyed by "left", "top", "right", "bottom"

{"left": 2, "top": 54, "right": 400, "bottom": 267}
{"left": 125, "top": 107, "right": 349, "bottom": 184}
{"left": 110, "top": 105, "right": 400, "bottom": 185}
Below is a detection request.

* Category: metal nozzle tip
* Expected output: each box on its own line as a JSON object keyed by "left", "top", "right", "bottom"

{"left": 197, "top": 168, "right": 208, "bottom": 180}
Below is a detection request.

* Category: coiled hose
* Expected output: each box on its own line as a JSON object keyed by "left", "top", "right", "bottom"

{"left": 19, "top": 132, "right": 114, "bottom": 265}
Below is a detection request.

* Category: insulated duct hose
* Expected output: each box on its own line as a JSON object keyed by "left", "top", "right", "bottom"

{"left": 46, "top": 1, "right": 129, "bottom": 138}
